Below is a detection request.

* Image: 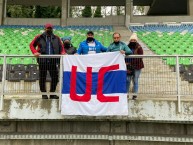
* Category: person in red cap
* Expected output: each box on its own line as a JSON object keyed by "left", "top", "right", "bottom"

{"left": 30, "top": 23, "right": 66, "bottom": 99}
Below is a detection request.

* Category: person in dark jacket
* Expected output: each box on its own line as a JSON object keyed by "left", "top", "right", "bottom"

{"left": 61, "top": 36, "right": 77, "bottom": 55}
{"left": 30, "top": 23, "right": 66, "bottom": 99}
{"left": 126, "top": 33, "right": 144, "bottom": 100}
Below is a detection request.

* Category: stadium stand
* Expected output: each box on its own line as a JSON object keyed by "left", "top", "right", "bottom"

{"left": 2, "top": 0, "right": 193, "bottom": 144}
{"left": 130, "top": 24, "right": 193, "bottom": 83}
{"left": 24, "top": 70, "right": 39, "bottom": 82}
{"left": 130, "top": 24, "right": 193, "bottom": 58}
{"left": 0, "top": 25, "right": 113, "bottom": 55}
{"left": 0, "top": 25, "right": 113, "bottom": 83}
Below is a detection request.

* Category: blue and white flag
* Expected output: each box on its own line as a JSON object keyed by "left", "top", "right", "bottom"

{"left": 61, "top": 52, "right": 128, "bottom": 116}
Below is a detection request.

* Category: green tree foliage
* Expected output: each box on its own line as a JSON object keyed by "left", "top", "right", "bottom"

{"left": 70, "top": 6, "right": 84, "bottom": 18}
{"left": 7, "top": 5, "right": 34, "bottom": 18}
{"left": 133, "top": 6, "right": 145, "bottom": 15}
{"left": 7, "top": 5, "right": 61, "bottom": 18}
{"left": 94, "top": 6, "right": 102, "bottom": 17}
{"left": 82, "top": 6, "right": 92, "bottom": 17}
{"left": 34, "top": 6, "right": 42, "bottom": 18}
{"left": 116, "top": 6, "right": 125, "bottom": 15}
{"left": 34, "top": 6, "right": 61, "bottom": 18}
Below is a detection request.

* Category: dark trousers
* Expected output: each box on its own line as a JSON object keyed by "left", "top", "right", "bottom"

{"left": 39, "top": 62, "right": 59, "bottom": 93}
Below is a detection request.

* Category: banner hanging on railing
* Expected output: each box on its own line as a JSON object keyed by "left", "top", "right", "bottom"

{"left": 61, "top": 52, "right": 128, "bottom": 116}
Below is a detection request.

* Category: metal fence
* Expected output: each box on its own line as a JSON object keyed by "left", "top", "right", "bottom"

{"left": 0, "top": 55, "right": 193, "bottom": 111}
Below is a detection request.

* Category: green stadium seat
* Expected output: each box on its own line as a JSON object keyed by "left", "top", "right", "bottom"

{"left": 0, "top": 26, "right": 112, "bottom": 65}
{"left": 180, "top": 58, "right": 190, "bottom": 65}
{"left": 0, "top": 58, "right": 4, "bottom": 64}
{"left": 10, "top": 58, "right": 22, "bottom": 64}
{"left": 10, "top": 49, "right": 19, "bottom": 55}
{"left": 1, "top": 49, "right": 10, "bottom": 54}
{"left": 23, "top": 58, "right": 35, "bottom": 64}
{"left": 166, "top": 58, "right": 176, "bottom": 66}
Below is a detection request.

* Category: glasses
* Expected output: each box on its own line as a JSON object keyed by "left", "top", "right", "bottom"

{"left": 113, "top": 37, "right": 120, "bottom": 39}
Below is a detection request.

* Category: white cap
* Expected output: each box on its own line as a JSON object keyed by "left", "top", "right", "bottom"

{"left": 129, "top": 33, "right": 138, "bottom": 41}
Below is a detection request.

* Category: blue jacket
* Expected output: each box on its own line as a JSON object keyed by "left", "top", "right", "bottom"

{"left": 77, "top": 39, "right": 107, "bottom": 55}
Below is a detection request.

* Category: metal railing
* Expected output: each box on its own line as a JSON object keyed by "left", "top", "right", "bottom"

{"left": 0, "top": 55, "right": 193, "bottom": 112}
{"left": 0, "top": 55, "right": 63, "bottom": 111}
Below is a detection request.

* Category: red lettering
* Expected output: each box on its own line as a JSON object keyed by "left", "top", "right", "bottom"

{"left": 97, "top": 64, "right": 119, "bottom": 102}
{"left": 70, "top": 66, "right": 92, "bottom": 102}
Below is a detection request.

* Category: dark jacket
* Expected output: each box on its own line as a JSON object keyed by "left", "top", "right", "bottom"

{"left": 64, "top": 44, "right": 77, "bottom": 55}
{"left": 126, "top": 42, "right": 144, "bottom": 70}
{"left": 30, "top": 32, "right": 65, "bottom": 55}
{"left": 30, "top": 32, "right": 65, "bottom": 64}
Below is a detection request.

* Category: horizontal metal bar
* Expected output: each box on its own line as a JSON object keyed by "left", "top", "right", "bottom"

{"left": 1, "top": 54, "right": 193, "bottom": 57}
{"left": 0, "top": 134, "right": 192, "bottom": 142}
{"left": 3, "top": 92, "right": 60, "bottom": 95}
{"left": 0, "top": 55, "right": 63, "bottom": 57}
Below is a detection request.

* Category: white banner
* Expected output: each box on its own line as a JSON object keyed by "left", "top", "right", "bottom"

{"left": 61, "top": 52, "right": 128, "bottom": 116}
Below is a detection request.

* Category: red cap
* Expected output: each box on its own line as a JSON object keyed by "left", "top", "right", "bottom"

{"left": 44, "top": 23, "right": 53, "bottom": 29}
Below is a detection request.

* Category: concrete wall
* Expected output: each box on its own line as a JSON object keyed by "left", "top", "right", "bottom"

{"left": 0, "top": 121, "right": 189, "bottom": 135}
{"left": 188, "top": 0, "right": 193, "bottom": 16}
{"left": 1, "top": 99, "right": 193, "bottom": 121}
{"left": 0, "top": 121, "right": 193, "bottom": 144}
{"left": 3, "top": 16, "right": 125, "bottom": 26}
{"left": 4, "top": 18, "right": 61, "bottom": 25}
{"left": 67, "top": 16, "right": 125, "bottom": 26}
{"left": 0, "top": 140, "right": 191, "bottom": 145}
{"left": 0, "top": 0, "right": 4, "bottom": 25}
{"left": 131, "top": 16, "right": 193, "bottom": 23}
{"left": 6, "top": 0, "right": 126, "bottom": 6}
{"left": 61, "top": 0, "right": 67, "bottom": 26}
{"left": 125, "top": 0, "right": 131, "bottom": 27}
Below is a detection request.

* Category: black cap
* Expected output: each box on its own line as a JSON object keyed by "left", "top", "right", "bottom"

{"left": 87, "top": 31, "right": 94, "bottom": 35}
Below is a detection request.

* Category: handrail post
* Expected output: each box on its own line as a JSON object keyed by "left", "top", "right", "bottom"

{"left": 176, "top": 56, "right": 181, "bottom": 113}
{"left": 59, "top": 55, "right": 64, "bottom": 111}
{"left": 0, "top": 56, "right": 7, "bottom": 111}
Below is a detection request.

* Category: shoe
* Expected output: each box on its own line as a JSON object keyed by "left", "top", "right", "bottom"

{"left": 50, "top": 95, "right": 59, "bottom": 99}
{"left": 42, "top": 95, "right": 48, "bottom": 99}
{"left": 132, "top": 95, "right": 137, "bottom": 100}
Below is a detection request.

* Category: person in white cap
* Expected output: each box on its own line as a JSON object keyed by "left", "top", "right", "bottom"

{"left": 126, "top": 33, "right": 144, "bottom": 100}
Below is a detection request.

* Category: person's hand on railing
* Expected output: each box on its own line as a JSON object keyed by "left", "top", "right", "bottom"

{"left": 61, "top": 52, "right": 66, "bottom": 55}
{"left": 34, "top": 52, "right": 41, "bottom": 57}
{"left": 120, "top": 50, "right": 125, "bottom": 54}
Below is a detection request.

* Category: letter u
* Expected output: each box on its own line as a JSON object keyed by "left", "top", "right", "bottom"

{"left": 70, "top": 66, "right": 92, "bottom": 102}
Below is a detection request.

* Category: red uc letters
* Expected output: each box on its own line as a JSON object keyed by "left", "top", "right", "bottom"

{"left": 70, "top": 64, "right": 119, "bottom": 102}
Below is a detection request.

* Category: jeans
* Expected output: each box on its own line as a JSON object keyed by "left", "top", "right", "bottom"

{"left": 126, "top": 69, "right": 141, "bottom": 94}
{"left": 39, "top": 63, "right": 59, "bottom": 93}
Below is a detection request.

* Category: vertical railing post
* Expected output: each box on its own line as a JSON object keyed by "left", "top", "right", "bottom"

{"left": 0, "top": 56, "right": 7, "bottom": 111}
{"left": 176, "top": 56, "right": 181, "bottom": 113}
{"left": 59, "top": 55, "right": 64, "bottom": 111}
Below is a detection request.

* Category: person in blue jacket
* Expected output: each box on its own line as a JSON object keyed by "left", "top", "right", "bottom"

{"left": 77, "top": 31, "right": 107, "bottom": 55}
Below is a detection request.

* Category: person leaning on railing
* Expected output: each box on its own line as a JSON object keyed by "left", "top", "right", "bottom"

{"left": 107, "top": 32, "right": 132, "bottom": 55}
{"left": 29, "top": 23, "right": 66, "bottom": 99}
{"left": 107, "top": 32, "right": 132, "bottom": 97}
{"left": 76, "top": 31, "right": 107, "bottom": 55}
{"left": 126, "top": 33, "right": 144, "bottom": 100}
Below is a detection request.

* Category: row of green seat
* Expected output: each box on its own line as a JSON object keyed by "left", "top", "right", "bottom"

{"left": 0, "top": 27, "right": 113, "bottom": 64}
{"left": 137, "top": 31, "right": 193, "bottom": 66}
